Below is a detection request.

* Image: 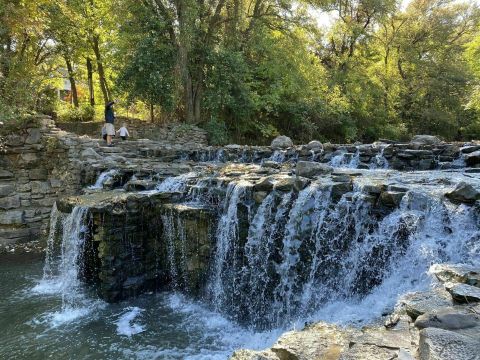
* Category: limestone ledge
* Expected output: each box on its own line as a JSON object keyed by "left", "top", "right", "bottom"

{"left": 231, "top": 264, "right": 480, "bottom": 360}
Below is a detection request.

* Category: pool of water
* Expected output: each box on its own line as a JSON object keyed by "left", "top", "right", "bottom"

{"left": 0, "top": 254, "right": 281, "bottom": 360}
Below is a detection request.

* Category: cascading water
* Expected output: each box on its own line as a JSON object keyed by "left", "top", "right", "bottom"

{"left": 89, "top": 169, "right": 118, "bottom": 189}
{"left": 33, "top": 205, "right": 103, "bottom": 325}
{"left": 329, "top": 149, "right": 360, "bottom": 168}
{"left": 205, "top": 178, "right": 480, "bottom": 329}
{"left": 161, "top": 209, "right": 188, "bottom": 289}
{"left": 370, "top": 146, "right": 390, "bottom": 169}
{"left": 155, "top": 172, "right": 196, "bottom": 192}
{"left": 208, "top": 180, "right": 252, "bottom": 316}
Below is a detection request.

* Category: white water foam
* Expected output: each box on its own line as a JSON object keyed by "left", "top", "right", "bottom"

{"left": 116, "top": 307, "right": 145, "bottom": 336}
{"left": 88, "top": 169, "right": 118, "bottom": 189}
{"left": 155, "top": 172, "right": 197, "bottom": 193}
{"left": 32, "top": 206, "right": 106, "bottom": 327}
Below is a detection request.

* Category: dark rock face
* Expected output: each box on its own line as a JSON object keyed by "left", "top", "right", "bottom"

{"left": 446, "top": 182, "right": 480, "bottom": 203}
{"left": 57, "top": 193, "right": 216, "bottom": 302}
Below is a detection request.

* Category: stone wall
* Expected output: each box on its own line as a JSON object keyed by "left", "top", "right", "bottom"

{"left": 0, "top": 118, "right": 105, "bottom": 245}
{"left": 56, "top": 117, "right": 208, "bottom": 147}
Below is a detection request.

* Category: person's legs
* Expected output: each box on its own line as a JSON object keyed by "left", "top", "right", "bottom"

{"left": 105, "top": 123, "right": 115, "bottom": 146}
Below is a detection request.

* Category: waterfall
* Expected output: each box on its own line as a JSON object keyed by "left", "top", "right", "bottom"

{"left": 205, "top": 180, "right": 480, "bottom": 329}
{"left": 33, "top": 206, "right": 101, "bottom": 325}
{"left": 329, "top": 149, "right": 359, "bottom": 168}
{"left": 161, "top": 209, "right": 188, "bottom": 289}
{"left": 42, "top": 203, "right": 62, "bottom": 279}
{"left": 208, "top": 180, "right": 252, "bottom": 315}
{"left": 155, "top": 172, "right": 196, "bottom": 193}
{"left": 370, "top": 146, "right": 389, "bottom": 169}
{"left": 89, "top": 169, "right": 118, "bottom": 189}
{"left": 269, "top": 150, "right": 286, "bottom": 163}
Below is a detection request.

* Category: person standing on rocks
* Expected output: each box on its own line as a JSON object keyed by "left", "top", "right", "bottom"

{"left": 104, "top": 100, "right": 116, "bottom": 147}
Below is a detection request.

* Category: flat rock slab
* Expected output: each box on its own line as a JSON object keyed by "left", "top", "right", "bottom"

{"left": 270, "top": 322, "right": 352, "bottom": 360}
{"left": 401, "top": 289, "right": 453, "bottom": 320}
{"left": 419, "top": 327, "right": 480, "bottom": 360}
{"left": 445, "top": 283, "right": 480, "bottom": 303}
{"left": 430, "top": 264, "right": 480, "bottom": 287}
{"left": 415, "top": 309, "right": 480, "bottom": 330}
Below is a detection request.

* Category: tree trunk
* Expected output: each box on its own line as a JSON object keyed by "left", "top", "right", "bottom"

{"left": 86, "top": 57, "right": 95, "bottom": 106}
{"left": 92, "top": 36, "right": 111, "bottom": 104}
{"left": 178, "top": 43, "right": 195, "bottom": 123}
{"left": 64, "top": 55, "right": 79, "bottom": 108}
{"left": 150, "top": 102, "right": 154, "bottom": 122}
{"left": 193, "top": 71, "right": 203, "bottom": 123}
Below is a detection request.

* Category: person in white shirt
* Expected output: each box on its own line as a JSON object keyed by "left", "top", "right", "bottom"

{"left": 117, "top": 124, "right": 130, "bottom": 140}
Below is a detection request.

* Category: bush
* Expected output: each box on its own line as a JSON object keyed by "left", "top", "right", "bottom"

{"left": 203, "top": 117, "right": 229, "bottom": 145}
{"left": 59, "top": 104, "right": 95, "bottom": 122}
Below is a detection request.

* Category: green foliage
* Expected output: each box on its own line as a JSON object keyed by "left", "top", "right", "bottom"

{"left": 1, "top": 0, "right": 480, "bottom": 144}
{"left": 58, "top": 104, "right": 95, "bottom": 122}
{"left": 203, "top": 118, "right": 230, "bottom": 146}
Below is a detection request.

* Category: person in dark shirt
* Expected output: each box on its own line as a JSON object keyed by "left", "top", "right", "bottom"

{"left": 104, "top": 101, "right": 116, "bottom": 146}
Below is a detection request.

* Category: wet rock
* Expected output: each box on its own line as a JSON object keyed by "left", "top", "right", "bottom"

{"left": 446, "top": 182, "right": 480, "bottom": 204}
{"left": 411, "top": 135, "right": 442, "bottom": 145}
{"left": 254, "top": 176, "right": 276, "bottom": 191}
{"left": 414, "top": 309, "right": 480, "bottom": 330}
{"left": 460, "top": 145, "right": 480, "bottom": 154}
{"left": 296, "top": 161, "right": 333, "bottom": 178}
{"left": 305, "top": 140, "right": 323, "bottom": 150}
{"left": 445, "top": 283, "right": 480, "bottom": 303}
{"left": 124, "top": 180, "right": 157, "bottom": 191}
{"left": 271, "top": 136, "right": 293, "bottom": 150}
{"left": 430, "top": 264, "right": 480, "bottom": 287}
{"left": 418, "top": 327, "right": 480, "bottom": 360}
{"left": 379, "top": 191, "right": 406, "bottom": 207}
{"left": 401, "top": 289, "right": 453, "bottom": 320}
{"left": 331, "top": 182, "right": 353, "bottom": 201}
{"left": 464, "top": 150, "right": 480, "bottom": 167}
{"left": 293, "top": 177, "right": 310, "bottom": 192}
{"left": 253, "top": 191, "right": 268, "bottom": 204}
{"left": 273, "top": 177, "right": 295, "bottom": 191}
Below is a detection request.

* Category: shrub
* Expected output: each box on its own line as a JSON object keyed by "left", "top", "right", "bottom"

{"left": 59, "top": 104, "right": 95, "bottom": 122}
{"left": 203, "top": 117, "right": 229, "bottom": 145}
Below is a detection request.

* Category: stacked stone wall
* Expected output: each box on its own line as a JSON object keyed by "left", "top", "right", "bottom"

{"left": 56, "top": 118, "right": 208, "bottom": 147}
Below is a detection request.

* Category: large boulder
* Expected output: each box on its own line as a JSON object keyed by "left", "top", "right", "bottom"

{"left": 446, "top": 182, "right": 480, "bottom": 204}
{"left": 271, "top": 135, "right": 293, "bottom": 150}
{"left": 418, "top": 327, "right": 480, "bottom": 360}
{"left": 296, "top": 161, "right": 333, "bottom": 178}
{"left": 305, "top": 140, "right": 323, "bottom": 151}
{"left": 411, "top": 135, "right": 442, "bottom": 145}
